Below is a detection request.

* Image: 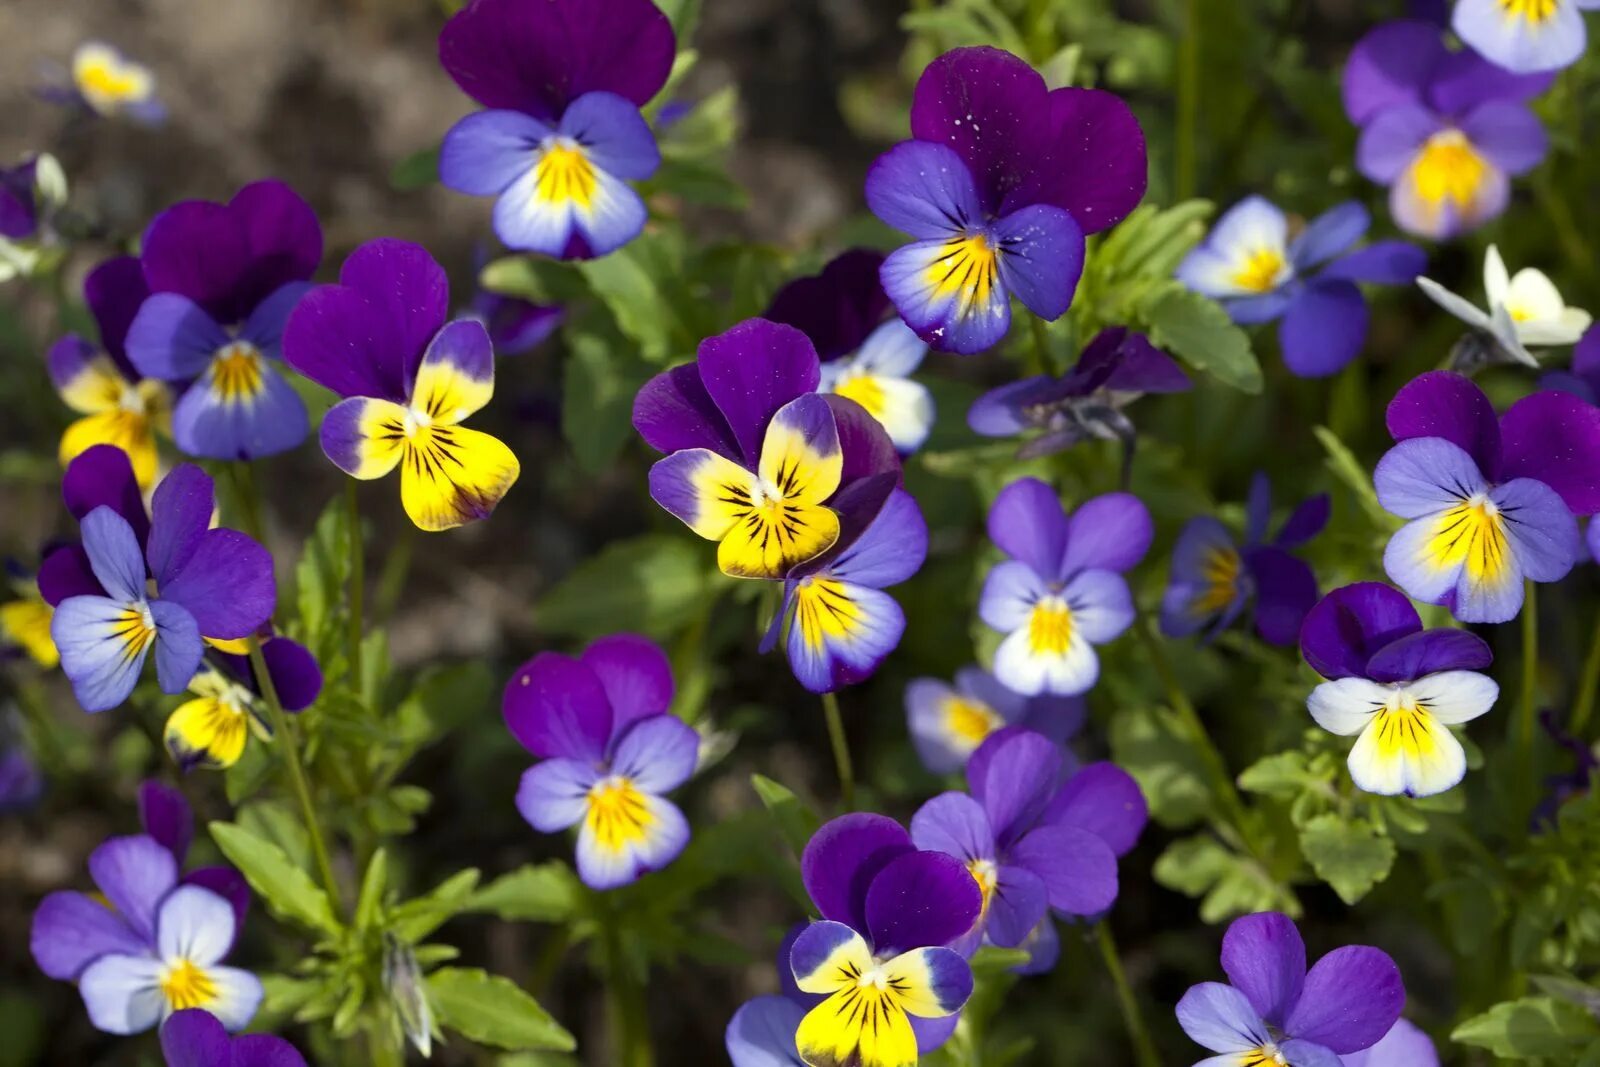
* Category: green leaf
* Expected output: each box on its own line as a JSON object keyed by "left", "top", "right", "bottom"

{"left": 1153, "top": 835, "right": 1300, "bottom": 924}
{"left": 291, "top": 494, "right": 352, "bottom": 661}
{"left": 427, "top": 967, "right": 576, "bottom": 1052}
{"left": 355, "top": 849, "right": 388, "bottom": 932}
{"left": 535, "top": 534, "right": 720, "bottom": 640}
{"left": 390, "top": 868, "right": 483, "bottom": 943}
{"left": 562, "top": 331, "right": 656, "bottom": 473}
{"left": 751, "top": 774, "right": 820, "bottom": 856}
{"left": 1108, "top": 705, "right": 1212, "bottom": 828}
{"left": 480, "top": 256, "right": 590, "bottom": 305}
{"left": 576, "top": 234, "right": 693, "bottom": 363}
{"left": 644, "top": 158, "right": 747, "bottom": 208}
{"left": 1097, "top": 200, "right": 1213, "bottom": 281}
{"left": 1136, "top": 282, "right": 1262, "bottom": 393}
{"left": 389, "top": 147, "right": 439, "bottom": 191}
{"left": 1312, "top": 426, "right": 1395, "bottom": 529}
{"left": 208, "top": 822, "right": 340, "bottom": 934}
{"left": 1297, "top": 813, "right": 1396, "bottom": 905}
{"left": 659, "top": 85, "right": 740, "bottom": 160}
{"left": 466, "top": 862, "right": 581, "bottom": 924}
{"left": 1237, "top": 751, "right": 1314, "bottom": 799}
{"left": 1452, "top": 996, "right": 1600, "bottom": 1058}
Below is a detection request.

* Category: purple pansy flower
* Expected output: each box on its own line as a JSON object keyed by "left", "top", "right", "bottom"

{"left": 161, "top": 1009, "right": 308, "bottom": 1067}
{"left": 1177, "top": 912, "right": 1405, "bottom": 1067}
{"left": 979, "top": 478, "right": 1152, "bottom": 696}
{"left": 1454, "top": 0, "right": 1600, "bottom": 74}
{"left": 905, "top": 665, "right": 1086, "bottom": 776}
{"left": 1341, "top": 1018, "right": 1439, "bottom": 1067}
{"left": 506, "top": 634, "right": 697, "bottom": 890}
{"left": 44, "top": 452, "right": 277, "bottom": 713}
{"left": 865, "top": 46, "right": 1147, "bottom": 354}
{"left": 968, "top": 326, "right": 1190, "bottom": 463}
{"left": 912, "top": 728, "right": 1146, "bottom": 960}
{"left": 1301, "top": 583, "right": 1498, "bottom": 797}
{"left": 283, "top": 239, "right": 521, "bottom": 532}
{"left": 1175, "top": 199, "right": 1426, "bottom": 377}
{"left": 465, "top": 246, "right": 563, "bottom": 356}
{"left": 766, "top": 250, "right": 935, "bottom": 453}
{"left": 124, "top": 181, "right": 322, "bottom": 461}
{"left": 633, "top": 317, "right": 902, "bottom": 581}
{"left": 1342, "top": 20, "right": 1553, "bottom": 240}
{"left": 1375, "top": 371, "right": 1600, "bottom": 622}
{"left": 0, "top": 156, "right": 44, "bottom": 241}
{"left": 1161, "top": 472, "right": 1328, "bottom": 645}
{"left": 437, "top": 0, "right": 674, "bottom": 259}
{"left": 788, "top": 813, "right": 980, "bottom": 1067}
{"left": 32, "top": 783, "right": 259, "bottom": 1035}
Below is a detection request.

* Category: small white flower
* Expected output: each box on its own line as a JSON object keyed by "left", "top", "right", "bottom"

{"left": 1417, "top": 245, "right": 1592, "bottom": 366}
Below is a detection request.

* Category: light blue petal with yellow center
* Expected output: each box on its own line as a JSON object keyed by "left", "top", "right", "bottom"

{"left": 516, "top": 757, "right": 600, "bottom": 832}
{"left": 1453, "top": 0, "right": 1589, "bottom": 75}
{"left": 574, "top": 778, "right": 689, "bottom": 889}
{"left": 1177, "top": 196, "right": 1292, "bottom": 300}
{"left": 440, "top": 109, "right": 555, "bottom": 196}
{"left": 51, "top": 595, "right": 158, "bottom": 712}
{"left": 992, "top": 598, "right": 1098, "bottom": 697}
{"left": 786, "top": 579, "right": 904, "bottom": 694}
{"left": 882, "top": 234, "right": 1012, "bottom": 355}
{"left": 173, "top": 348, "right": 309, "bottom": 460}
{"left": 1384, "top": 504, "right": 1523, "bottom": 622}
{"left": 1490, "top": 476, "right": 1580, "bottom": 582}
{"left": 1391, "top": 128, "right": 1507, "bottom": 240}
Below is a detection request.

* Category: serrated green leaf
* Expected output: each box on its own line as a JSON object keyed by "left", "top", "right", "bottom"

{"left": 535, "top": 534, "right": 720, "bottom": 639}
{"left": 292, "top": 496, "right": 352, "bottom": 660}
{"left": 209, "top": 822, "right": 340, "bottom": 934}
{"left": 751, "top": 774, "right": 819, "bottom": 856}
{"left": 466, "top": 862, "right": 581, "bottom": 924}
{"left": 428, "top": 967, "right": 575, "bottom": 1052}
{"left": 1452, "top": 996, "right": 1600, "bottom": 1057}
{"left": 1154, "top": 835, "right": 1300, "bottom": 923}
{"left": 1298, "top": 813, "right": 1396, "bottom": 905}
{"left": 1237, "top": 751, "right": 1314, "bottom": 799}
{"left": 1137, "top": 283, "right": 1262, "bottom": 393}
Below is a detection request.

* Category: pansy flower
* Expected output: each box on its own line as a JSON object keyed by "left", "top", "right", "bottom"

{"left": 905, "top": 666, "right": 1086, "bottom": 776}
{"left": 49, "top": 257, "right": 171, "bottom": 488}
{"left": 1417, "top": 244, "right": 1592, "bottom": 369}
{"left": 1341, "top": 1019, "right": 1439, "bottom": 1067}
{"left": 1175, "top": 199, "right": 1426, "bottom": 377}
{"left": 125, "top": 181, "right": 322, "bottom": 461}
{"left": 283, "top": 239, "right": 521, "bottom": 531}
{"left": 0, "top": 156, "right": 43, "bottom": 242}
{"left": 865, "top": 46, "right": 1147, "bottom": 354}
{"left": 1161, "top": 472, "right": 1328, "bottom": 645}
{"left": 1301, "top": 582, "right": 1499, "bottom": 797}
{"left": 634, "top": 317, "right": 901, "bottom": 580}
{"left": 1, "top": 563, "right": 59, "bottom": 668}
{"left": 41, "top": 42, "right": 166, "bottom": 124}
{"left": 765, "top": 249, "right": 935, "bottom": 453}
{"left": 790, "top": 813, "right": 980, "bottom": 1067}
{"left": 438, "top": 0, "right": 673, "bottom": 259}
{"left": 968, "top": 326, "right": 1190, "bottom": 462}
{"left": 506, "top": 634, "right": 697, "bottom": 890}
{"left": 166, "top": 636, "right": 322, "bottom": 771}
{"left": 1343, "top": 20, "right": 1552, "bottom": 240}
{"left": 0, "top": 154, "right": 67, "bottom": 278}
{"left": 1177, "top": 912, "right": 1404, "bottom": 1067}
{"left": 42, "top": 448, "right": 277, "bottom": 712}
{"left": 465, "top": 247, "right": 564, "bottom": 356}
{"left": 1375, "top": 371, "right": 1600, "bottom": 622}
{"left": 979, "top": 478, "right": 1151, "bottom": 696}
{"left": 1454, "top": 0, "right": 1600, "bottom": 74}
{"left": 160, "top": 1008, "right": 308, "bottom": 1067}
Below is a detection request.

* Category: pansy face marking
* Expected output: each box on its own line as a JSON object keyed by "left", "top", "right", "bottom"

{"left": 584, "top": 774, "right": 655, "bottom": 854}
{"left": 205, "top": 341, "right": 267, "bottom": 407}
{"left": 1404, "top": 129, "right": 1493, "bottom": 229}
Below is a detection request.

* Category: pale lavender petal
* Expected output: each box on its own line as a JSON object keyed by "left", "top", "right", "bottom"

{"left": 439, "top": 109, "right": 553, "bottom": 196}
{"left": 1060, "top": 492, "right": 1152, "bottom": 577}
{"left": 910, "top": 792, "right": 996, "bottom": 863}
{"left": 1341, "top": 1018, "right": 1439, "bottom": 1067}
{"left": 515, "top": 758, "right": 599, "bottom": 832}
{"left": 1356, "top": 105, "right": 1439, "bottom": 184}
{"left": 987, "top": 477, "right": 1067, "bottom": 577}
{"left": 88, "top": 834, "right": 177, "bottom": 943}
{"left": 970, "top": 728, "right": 1062, "bottom": 846}
{"left": 1177, "top": 981, "right": 1270, "bottom": 1054}
{"left": 864, "top": 139, "right": 983, "bottom": 240}
{"left": 1490, "top": 477, "right": 1581, "bottom": 582}
{"left": 1290, "top": 202, "right": 1369, "bottom": 271}
{"left": 610, "top": 714, "right": 698, "bottom": 793}
{"left": 725, "top": 996, "right": 805, "bottom": 1067}
{"left": 1459, "top": 100, "right": 1548, "bottom": 176}
{"left": 30, "top": 891, "right": 145, "bottom": 980}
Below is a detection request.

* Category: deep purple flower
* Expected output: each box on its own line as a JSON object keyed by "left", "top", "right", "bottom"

{"left": 438, "top": 0, "right": 674, "bottom": 259}
{"left": 505, "top": 634, "right": 697, "bottom": 889}
{"left": 1454, "top": 0, "right": 1600, "bottom": 75}
{"left": 1341, "top": 1019, "right": 1439, "bottom": 1067}
{"left": 865, "top": 47, "right": 1147, "bottom": 354}
{"left": 1177, "top": 912, "right": 1405, "bottom": 1066}
{"left": 1176, "top": 199, "right": 1426, "bottom": 377}
{"left": 1300, "top": 583, "right": 1498, "bottom": 797}
{"left": 0, "top": 157, "right": 42, "bottom": 240}
{"left": 905, "top": 665, "right": 1086, "bottom": 775}
{"left": 124, "top": 181, "right": 322, "bottom": 461}
{"left": 1342, "top": 20, "right": 1553, "bottom": 239}
{"left": 979, "top": 478, "right": 1151, "bottom": 696}
{"left": 1161, "top": 472, "right": 1328, "bottom": 645}
{"left": 45, "top": 452, "right": 277, "bottom": 713}
{"left": 633, "top": 317, "right": 902, "bottom": 581}
{"left": 766, "top": 250, "right": 935, "bottom": 453}
{"left": 1375, "top": 371, "right": 1600, "bottom": 622}
{"left": 161, "top": 1008, "right": 308, "bottom": 1067}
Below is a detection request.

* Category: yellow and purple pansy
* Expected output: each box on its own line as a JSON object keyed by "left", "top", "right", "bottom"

{"left": 1, "top": 563, "right": 59, "bottom": 669}
{"left": 165, "top": 635, "right": 321, "bottom": 772}
{"left": 438, "top": 0, "right": 674, "bottom": 259}
{"left": 283, "top": 239, "right": 521, "bottom": 532}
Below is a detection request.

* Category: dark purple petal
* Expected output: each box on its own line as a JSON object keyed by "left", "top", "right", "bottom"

{"left": 283, "top": 283, "right": 410, "bottom": 402}
{"left": 1244, "top": 546, "right": 1320, "bottom": 646}
{"left": 987, "top": 477, "right": 1067, "bottom": 577}
{"left": 1279, "top": 279, "right": 1368, "bottom": 379}
{"left": 231, "top": 1034, "right": 310, "bottom": 1067}
{"left": 146, "top": 465, "right": 215, "bottom": 588}
{"left": 1290, "top": 202, "right": 1369, "bottom": 271}
{"left": 764, "top": 249, "right": 889, "bottom": 362}
{"left": 1043, "top": 762, "right": 1148, "bottom": 857}
{"left": 1341, "top": 20, "right": 1447, "bottom": 125}
{"left": 800, "top": 813, "right": 914, "bottom": 932}
{"left": 1385, "top": 371, "right": 1502, "bottom": 478}
{"left": 632, "top": 363, "right": 743, "bottom": 460}
{"left": 1321, "top": 240, "right": 1428, "bottom": 285}
{"left": 1426, "top": 48, "right": 1556, "bottom": 117}
{"left": 1498, "top": 391, "right": 1600, "bottom": 515}
{"left": 696, "top": 319, "right": 821, "bottom": 469}
{"left": 1009, "top": 824, "right": 1117, "bottom": 917}
{"left": 1276, "top": 494, "right": 1331, "bottom": 549}
{"left": 140, "top": 200, "right": 251, "bottom": 321}
{"left": 62, "top": 444, "right": 149, "bottom": 543}
{"left": 1060, "top": 492, "right": 1153, "bottom": 577}
{"left": 438, "top": 0, "right": 676, "bottom": 120}
{"left": 0, "top": 159, "right": 37, "bottom": 239}
{"left": 1283, "top": 946, "right": 1405, "bottom": 1054}
{"left": 969, "top": 728, "right": 1062, "bottom": 847}
{"left": 826, "top": 394, "right": 902, "bottom": 485}
{"left": 1100, "top": 331, "right": 1192, "bottom": 393}
{"left": 1007, "top": 87, "right": 1147, "bottom": 233}
{"left": 1366, "top": 628, "right": 1493, "bottom": 683}
{"left": 29, "top": 890, "right": 144, "bottom": 980}
{"left": 261, "top": 637, "right": 322, "bottom": 712}
{"left": 226, "top": 180, "right": 323, "bottom": 316}
{"left": 84, "top": 256, "right": 151, "bottom": 374}
{"left": 337, "top": 239, "right": 449, "bottom": 383}
{"left": 502, "top": 651, "right": 613, "bottom": 762}
{"left": 863, "top": 850, "right": 983, "bottom": 955}
{"left": 88, "top": 833, "right": 178, "bottom": 943}
{"left": 159, "top": 1008, "right": 231, "bottom": 1067}
{"left": 1221, "top": 912, "right": 1306, "bottom": 1027}
{"left": 477, "top": 292, "right": 562, "bottom": 356}
{"left": 137, "top": 781, "right": 192, "bottom": 863}
{"left": 36, "top": 546, "right": 100, "bottom": 606}
{"left": 580, "top": 633, "right": 673, "bottom": 733}
{"left": 159, "top": 531, "right": 276, "bottom": 640}
{"left": 1299, "top": 582, "right": 1422, "bottom": 681}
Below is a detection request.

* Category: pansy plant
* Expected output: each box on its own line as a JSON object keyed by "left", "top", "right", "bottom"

{"left": 48, "top": 41, "right": 166, "bottom": 124}
{"left": 1416, "top": 244, "right": 1592, "bottom": 370}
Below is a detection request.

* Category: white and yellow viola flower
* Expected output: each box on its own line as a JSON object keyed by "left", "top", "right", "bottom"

{"left": 1454, "top": 0, "right": 1600, "bottom": 75}
{"left": 48, "top": 334, "right": 171, "bottom": 490}
{"left": 163, "top": 669, "right": 269, "bottom": 771}
{"left": 69, "top": 42, "right": 164, "bottom": 123}
{"left": 1173, "top": 195, "right": 1295, "bottom": 304}
{"left": 1417, "top": 245, "right": 1591, "bottom": 366}
{"left": 819, "top": 320, "right": 935, "bottom": 454}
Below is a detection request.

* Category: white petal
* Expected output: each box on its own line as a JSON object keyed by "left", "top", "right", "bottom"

{"left": 1409, "top": 670, "right": 1499, "bottom": 725}
{"left": 1416, "top": 276, "right": 1491, "bottom": 331}
{"left": 992, "top": 625, "right": 1098, "bottom": 697}
{"left": 1482, "top": 245, "right": 1511, "bottom": 306}
{"left": 204, "top": 966, "right": 265, "bottom": 1032}
{"left": 1504, "top": 267, "right": 1566, "bottom": 324}
{"left": 1307, "top": 678, "right": 1391, "bottom": 736}
{"left": 156, "top": 884, "right": 236, "bottom": 967}
{"left": 79, "top": 953, "right": 164, "bottom": 1035}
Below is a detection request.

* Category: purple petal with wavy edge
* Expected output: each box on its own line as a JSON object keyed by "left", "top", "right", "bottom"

{"left": 239, "top": 282, "right": 310, "bottom": 360}
{"left": 1220, "top": 912, "right": 1307, "bottom": 1026}
{"left": 970, "top": 728, "right": 1062, "bottom": 847}
{"left": 339, "top": 239, "right": 449, "bottom": 379}
{"left": 1576, "top": 326, "right": 1600, "bottom": 382}
{"left": 30, "top": 890, "right": 145, "bottom": 980}
{"left": 1276, "top": 494, "right": 1331, "bottom": 549}
{"left": 864, "top": 140, "right": 984, "bottom": 241}
{"left": 864, "top": 850, "right": 983, "bottom": 955}
{"left": 557, "top": 90, "right": 660, "bottom": 180}
{"left": 1426, "top": 46, "right": 1558, "bottom": 116}
{"left": 140, "top": 200, "right": 251, "bottom": 322}
{"left": 1300, "top": 582, "right": 1422, "bottom": 680}
{"left": 85, "top": 256, "right": 151, "bottom": 373}
{"left": 78, "top": 507, "right": 145, "bottom": 603}
{"left": 1460, "top": 101, "right": 1548, "bottom": 176}
{"left": 1245, "top": 546, "right": 1320, "bottom": 646}
{"left": 1043, "top": 762, "right": 1148, "bottom": 856}
{"left": 1284, "top": 946, "right": 1405, "bottom": 1054}
{"left": 182, "top": 866, "right": 251, "bottom": 954}
{"left": 1101, "top": 330, "right": 1191, "bottom": 392}
{"left": 725, "top": 996, "right": 806, "bottom": 1067}
{"left": 1386, "top": 371, "right": 1502, "bottom": 477}
{"left": 1010, "top": 824, "right": 1117, "bottom": 917}
{"left": 502, "top": 651, "right": 613, "bottom": 762}
{"left": 145, "top": 465, "right": 213, "bottom": 588}
{"left": 438, "top": 0, "right": 675, "bottom": 120}
{"left": 1340, "top": 20, "right": 1448, "bottom": 125}
{"left": 137, "top": 781, "right": 192, "bottom": 863}
{"left": 63, "top": 444, "right": 149, "bottom": 542}
{"left": 260, "top": 637, "right": 322, "bottom": 712}
{"left": 992, "top": 204, "right": 1085, "bottom": 321}
{"left": 1244, "top": 472, "right": 1273, "bottom": 546}
{"left": 1291, "top": 203, "right": 1369, "bottom": 271}
{"left": 609, "top": 714, "right": 698, "bottom": 793}
{"left": 912, "top": 1012, "right": 963, "bottom": 1054}
{"left": 1280, "top": 279, "right": 1368, "bottom": 379}
{"left": 284, "top": 285, "right": 408, "bottom": 402}
{"left": 125, "top": 293, "right": 231, "bottom": 382}
{"left": 820, "top": 488, "right": 926, "bottom": 588}
{"left": 158, "top": 531, "right": 275, "bottom": 640}
{"left": 765, "top": 249, "right": 889, "bottom": 362}
{"left": 1499, "top": 391, "right": 1600, "bottom": 515}
{"left": 632, "top": 363, "right": 742, "bottom": 460}
{"left": 826, "top": 394, "right": 902, "bottom": 485}
{"left": 694, "top": 319, "right": 822, "bottom": 469}
{"left": 800, "top": 813, "right": 914, "bottom": 932}
{"left": 1491, "top": 477, "right": 1581, "bottom": 582}
{"left": 37, "top": 546, "right": 100, "bottom": 606}
{"left": 1007, "top": 87, "right": 1147, "bottom": 233}
{"left": 159, "top": 1009, "right": 233, "bottom": 1067}
{"left": 225, "top": 181, "right": 323, "bottom": 318}
{"left": 1341, "top": 1018, "right": 1440, "bottom": 1067}
{"left": 1365, "top": 628, "right": 1492, "bottom": 684}
{"left": 1356, "top": 105, "right": 1441, "bottom": 184}
{"left": 440, "top": 110, "right": 553, "bottom": 196}
{"left": 911, "top": 792, "right": 996, "bottom": 863}
{"left": 1061, "top": 491, "right": 1152, "bottom": 578}
{"left": 580, "top": 633, "right": 673, "bottom": 730}
{"left": 909, "top": 46, "right": 1051, "bottom": 215}
{"left": 987, "top": 477, "right": 1067, "bottom": 577}
{"left": 1177, "top": 981, "right": 1271, "bottom": 1054}
{"left": 88, "top": 834, "right": 178, "bottom": 943}
{"left": 1322, "top": 240, "right": 1428, "bottom": 285}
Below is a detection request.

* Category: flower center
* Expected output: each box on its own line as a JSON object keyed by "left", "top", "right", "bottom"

{"left": 1425, "top": 494, "right": 1508, "bottom": 581}
{"left": 1027, "top": 597, "right": 1074, "bottom": 656}
{"left": 968, "top": 857, "right": 999, "bottom": 915}
{"left": 944, "top": 696, "right": 1004, "bottom": 746}
{"left": 534, "top": 138, "right": 597, "bottom": 209}
{"left": 1499, "top": 0, "right": 1561, "bottom": 23}
{"left": 584, "top": 775, "right": 653, "bottom": 853}
{"left": 114, "top": 602, "right": 158, "bottom": 659}
{"left": 1231, "top": 246, "right": 1288, "bottom": 294}
{"left": 1241, "top": 1046, "right": 1288, "bottom": 1067}
{"left": 159, "top": 958, "right": 218, "bottom": 1011}
{"left": 925, "top": 232, "right": 1000, "bottom": 316}
{"left": 210, "top": 340, "right": 265, "bottom": 404}
{"left": 1411, "top": 129, "right": 1490, "bottom": 211}
{"left": 1196, "top": 545, "right": 1243, "bottom": 614}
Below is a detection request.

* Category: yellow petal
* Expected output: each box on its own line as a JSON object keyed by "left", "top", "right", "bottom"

{"left": 398, "top": 424, "right": 520, "bottom": 532}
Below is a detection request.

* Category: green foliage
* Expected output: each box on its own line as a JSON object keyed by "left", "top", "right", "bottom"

{"left": 426, "top": 968, "right": 576, "bottom": 1052}
{"left": 1153, "top": 834, "right": 1300, "bottom": 923}
{"left": 1452, "top": 996, "right": 1600, "bottom": 1061}
{"left": 751, "top": 774, "right": 820, "bottom": 856}
{"left": 209, "top": 822, "right": 341, "bottom": 935}
{"left": 1296, "top": 813, "right": 1396, "bottom": 906}
{"left": 534, "top": 534, "right": 724, "bottom": 640}
{"left": 466, "top": 863, "right": 583, "bottom": 925}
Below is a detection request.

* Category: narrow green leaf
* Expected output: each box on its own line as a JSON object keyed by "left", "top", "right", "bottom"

{"left": 428, "top": 967, "right": 576, "bottom": 1052}
{"left": 751, "top": 774, "right": 820, "bottom": 856}
{"left": 209, "top": 822, "right": 340, "bottom": 934}
{"left": 355, "top": 849, "right": 388, "bottom": 932}
{"left": 391, "top": 868, "right": 483, "bottom": 943}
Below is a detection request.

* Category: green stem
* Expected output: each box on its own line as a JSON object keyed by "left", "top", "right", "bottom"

{"left": 248, "top": 636, "right": 342, "bottom": 917}
{"left": 1518, "top": 580, "right": 1539, "bottom": 798}
{"left": 1175, "top": 0, "right": 1200, "bottom": 199}
{"left": 1096, "top": 923, "right": 1161, "bottom": 1067}
{"left": 372, "top": 525, "right": 415, "bottom": 626}
{"left": 230, "top": 462, "right": 266, "bottom": 545}
{"left": 1569, "top": 607, "right": 1600, "bottom": 738}
{"left": 344, "top": 480, "right": 366, "bottom": 691}
{"left": 1027, "top": 314, "right": 1052, "bottom": 376}
{"left": 821, "top": 691, "right": 856, "bottom": 810}
{"left": 366, "top": 1025, "right": 404, "bottom": 1067}
{"left": 601, "top": 897, "right": 654, "bottom": 1067}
